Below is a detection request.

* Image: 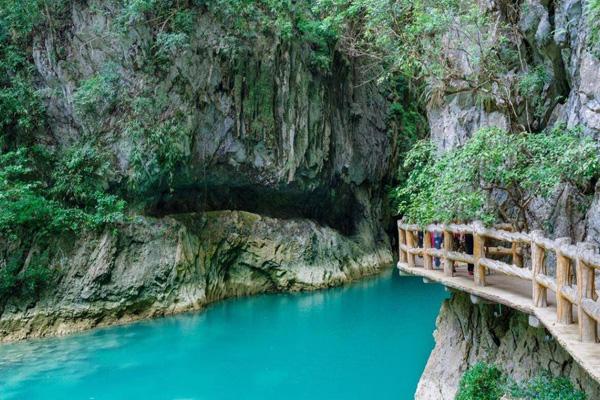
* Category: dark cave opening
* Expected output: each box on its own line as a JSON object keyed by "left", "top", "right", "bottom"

{"left": 145, "top": 184, "right": 361, "bottom": 236}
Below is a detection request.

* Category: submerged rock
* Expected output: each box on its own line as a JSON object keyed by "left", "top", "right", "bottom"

{"left": 0, "top": 211, "right": 391, "bottom": 342}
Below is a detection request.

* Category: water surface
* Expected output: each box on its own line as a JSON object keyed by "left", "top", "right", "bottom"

{"left": 0, "top": 269, "right": 447, "bottom": 399}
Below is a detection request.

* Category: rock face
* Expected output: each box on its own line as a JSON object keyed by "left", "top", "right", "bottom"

{"left": 0, "top": 2, "right": 396, "bottom": 339}
{"left": 0, "top": 211, "right": 391, "bottom": 341}
{"left": 416, "top": 293, "right": 600, "bottom": 399}
{"left": 33, "top": 1, "right": 391, "bottom": 234}
{"left": 426, "top": 0, "right": 600, "bottom": 239}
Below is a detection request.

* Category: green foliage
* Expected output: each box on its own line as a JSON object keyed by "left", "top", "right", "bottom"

{"left": 587, "top": 0, "right": 600, "bottom": 52}
{"left": 0, "top": 147, "right": 126, "bottom": 239}
{"left": 519, "top": 65, "right": 551, "bottom": 121}
{"left": 456, "top": 364, "right": 586, "bottom": 400}
{"left": 73, "top": 69, "right": 121, "bottom": 124}
{"left": 0, "top": 251, "right": 55, "bottom": 301}
{"left": 391, "top": 125, "right": 600, "bottom": 226}
{"left": 456, "top": 363, "right": 505, "bottom": 400}
{"left": 509, "top": 372, "right": 586, "bottom": 400}
{"left": 124, "top": 91, "right": 191, "bottom": 193}
{"left": 0, "top": 2, "right": 44, "bottom": 148}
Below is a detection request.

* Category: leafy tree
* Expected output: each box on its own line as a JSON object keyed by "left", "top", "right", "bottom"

{"left": 0, "top": 147, "right": 125, "bottom": 239}
{"left": 391, "top": 125, "right": 600, "bottom": 228}
{"left": 456, "top": 363, "right": 505, "bottom": 400}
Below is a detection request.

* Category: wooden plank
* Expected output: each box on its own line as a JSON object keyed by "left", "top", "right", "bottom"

{"left": 397, "top": 261, "right": 600, "bottom": 384}
{"left": 536, "top": 274, "right": 557, "bottom": 292}
{"left": 398, "top": 224, "right": 407, "bottom": 264}
{"left": 530, "top": 231, "right": 558, "bottom": 252}
{"left": 577, "top": 244, "right": 598, "bottom": 343}
{"left": 399, "top": 223, "right": 421, "bottom": 231}
{"left": 561, "top": 285, "right": 577, "bottom": 305}
{"left": 561, "top": 244, "right": 579, "bottom": 261}
{"left": 406, "top": 229, "right": 416, "bottom": 268}
{"left": 556, "top": 237, "right": 574, "bottom": 325}
{"left": 580, "top": 251, "right": 600, "bottom": 270}
{"left": 582, "top": 298, "right": 600, "bottom": 324}
{"left": 446, "top": 223, "right": 473, "bottom": 234}
{"left": 474, "top": 226, "right": 530, "bottom": 244}
{"left": 443, "top": 229, "right": 454, "bottom": 277}
{"left": 423, "top": 231, "right": 433, "bottom": 270}
{"left": 531, "top": 232, "right": 547, "bottom": 308}
{"left": 512, "top": 241, "right": 523, "bottom": 267}
{"left": 407, "top": 248, "right": 423, "bottom": 256}
{"left": 487, "top": 246, "right": 515, "bottom": 256}
{"left": 423, "top": 248, "right": 445, "bottom": 259}
{"left": 479, "top": 258, "right": 532, "bottom": 281}
{"left": 447, "top": 251, "right": 475, "bottom": 265}
{"left": 473, "top": 221, "right": 486, "bottom": 287}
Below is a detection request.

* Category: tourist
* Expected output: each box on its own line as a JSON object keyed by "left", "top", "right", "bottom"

{"left": 465, "top": 233, "right": 474, "bottom": 276}
{"left": 431, "top": 225, "right": 443, "bottom": 269}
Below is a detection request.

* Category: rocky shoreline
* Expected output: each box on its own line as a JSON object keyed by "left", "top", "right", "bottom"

{"left": 0, "top": 211, "right": 392, "bottom": 343}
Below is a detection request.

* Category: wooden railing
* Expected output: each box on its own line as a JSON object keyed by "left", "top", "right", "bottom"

{"left": 398, "top": 220, "right": 600, "bottom": 343}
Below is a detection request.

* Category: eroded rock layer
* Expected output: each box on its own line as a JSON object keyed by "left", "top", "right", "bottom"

{"left": 0, "top": 211, "right": 391, "bottom": 341}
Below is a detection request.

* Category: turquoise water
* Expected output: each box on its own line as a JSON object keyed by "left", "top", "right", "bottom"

{"left": 0, "top": 270, "right": 447, "bottom": 400}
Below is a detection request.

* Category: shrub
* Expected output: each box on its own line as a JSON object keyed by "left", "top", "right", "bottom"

{"left": 0, "top": 147, "right": 126, "bottom": 239}
{"left": 587, "top": 0, "right": 600, "bottom": 51}
{"left": 391, "top": 125, "right": 600, "bottom": 227}
{"left": 456, "top": 363, "right": 505, "bottom": 400}
{"left": 456, "top": 364, "right": 587, "bottom": 400}
{"left": 0, "top": 251, "right": 55, "bottom": 302}
{"left": 509, "top": 373, "right": 586, "bottom": 400}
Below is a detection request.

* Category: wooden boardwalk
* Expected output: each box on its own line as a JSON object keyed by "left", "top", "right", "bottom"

{"left": 397, "top": 221, "right": 600, "bottom": 384}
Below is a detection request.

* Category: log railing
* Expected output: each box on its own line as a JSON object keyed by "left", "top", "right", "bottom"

{"left": 397, "top": 220, "right": 600, "bottom": 344}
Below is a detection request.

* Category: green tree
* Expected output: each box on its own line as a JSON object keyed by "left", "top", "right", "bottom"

{"left": 391, "top": 125, "right": 600, "bottom": 228}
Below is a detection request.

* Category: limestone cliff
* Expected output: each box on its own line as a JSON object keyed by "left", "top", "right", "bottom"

{"left": 426, "top": 0, "right": 600, "bottom": 240}
{"left": 0, "top": 2, "right": 395, "bottom": 339}
{"left": 416, "top": 293, "right": 600, "bottom": 399}
{"left": 0, "top": 211, "right": 390, "bottom": 341}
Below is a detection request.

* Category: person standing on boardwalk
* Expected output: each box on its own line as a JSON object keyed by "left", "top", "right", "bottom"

{"left": 431, "top": 224, "right": 443, "bottom": 269}
{"left": 465, "top": 233, "right": 474, "bottom": 276}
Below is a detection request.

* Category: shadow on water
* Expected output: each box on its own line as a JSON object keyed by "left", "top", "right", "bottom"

{"left": 0, "top": 269, "right": 449, "bottom": 400}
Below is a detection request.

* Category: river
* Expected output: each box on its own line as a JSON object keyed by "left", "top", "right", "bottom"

{"left": 0, "top": 269, "right": 447, "bottom": 399}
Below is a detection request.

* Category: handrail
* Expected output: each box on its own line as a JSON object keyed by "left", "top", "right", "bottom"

{"left": 397, "top": 219, "right": 600, "bottom": 344}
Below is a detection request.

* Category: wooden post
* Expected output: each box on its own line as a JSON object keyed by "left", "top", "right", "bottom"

{"left": 423, "top": 230, "right": 433, "bottom": 270}
{"left": 406, "top": 230, "right": 416, "bottom": 268}
{"left": 531, "top": 231, "right": 547, "bottom": 308}
{"left": 473, "top": 221, "right": 486, "bottom": 286}
{"left": 398, "top": 222, "right": 407, "bottom": 264}
{"left": 443, "top": 227, "right": 454, "bottom": 277}
{"left": 512, "top": 242, "right": 523, "bottom": 267}
{"left": 555, "top": 237, "right": 573, "bottom": 325}
{"left": 577, "top": 243, "right": 598, "bottom": 343}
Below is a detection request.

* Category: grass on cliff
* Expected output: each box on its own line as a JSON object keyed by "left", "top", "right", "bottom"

{"left": 456, "top": 363, "right": 586, "bottom": 400}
